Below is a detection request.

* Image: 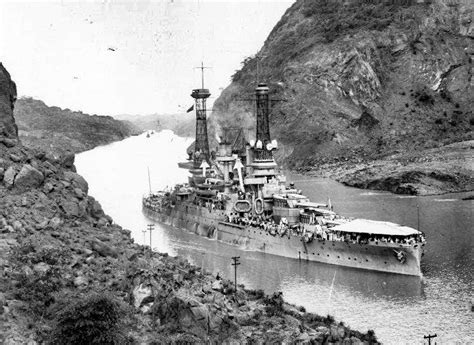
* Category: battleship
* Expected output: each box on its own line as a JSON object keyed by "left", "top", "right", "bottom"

{"left": 143, "top": 78, "right": 426, "bottom": 276}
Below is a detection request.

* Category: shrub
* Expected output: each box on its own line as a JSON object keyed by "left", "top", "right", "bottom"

{"left": 49, "top": 293, "right": 132, "bottom": 345}
{"left": 324, "top": 314, "right": 335, "bottom": 325}
{"left": 302, "top": 0, "right": 415, "bottom": 42}
{"left": 13, "top": 268, "right": 63, "bottom": 316}
{"left": 246, "top": 288, "right": 265, "bottom": 300}
{"left": 263, "top": 292, "right": 285, "bottom": 316}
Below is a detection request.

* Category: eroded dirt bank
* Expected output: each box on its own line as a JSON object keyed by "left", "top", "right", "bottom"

{"left": 297, "top": 141, "right": 474, "bottom": 196}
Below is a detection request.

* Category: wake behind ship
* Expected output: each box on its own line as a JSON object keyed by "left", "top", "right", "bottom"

{"left": 142, "top": 78, "right": 425, "bottom": 276}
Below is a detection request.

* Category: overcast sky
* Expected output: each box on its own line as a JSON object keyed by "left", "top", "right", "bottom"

{"left": 0, "top": 0, "right": 293, "bottom": 116}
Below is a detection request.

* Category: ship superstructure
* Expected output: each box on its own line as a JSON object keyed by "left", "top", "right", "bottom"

{"left": 143, "top": 78, "right": 425, "bottom": 276}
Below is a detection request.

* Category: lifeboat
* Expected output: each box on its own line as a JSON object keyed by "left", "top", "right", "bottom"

{"left": 196, "top": 189, "right": 217, "bottom": 197}
{"left": 234, "top": 200, "right": 251, "bottom": 212}
{"left": 254, "top": 198, "right": 264, "bottom": 214}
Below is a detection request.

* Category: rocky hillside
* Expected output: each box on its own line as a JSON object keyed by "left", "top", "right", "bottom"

{"left": 212, "top": 0, "right": 473, "bottom": 195}
{"left": 0, "top": 64, "right": 377, "bottom": 343}
{"left": 0, "top": 63, "right": 17, "bottom": 145}
{"left": 14, "top": 97, "right": 140, "bottom": 155}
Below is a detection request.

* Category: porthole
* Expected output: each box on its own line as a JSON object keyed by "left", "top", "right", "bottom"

{"left": 365, "top": 259, "right": 368, "bottom": 262}
{"left": 337, "top": 256, "right": 340, "bottom": 259}
{"left": 348, "top": 257, "right": 351, "bottom": 260}
{"left": 317, "top": 253, "right": 320, "bottom": 256}
{"left": 312, "top": 253, "right": 315, "bottom": 255}
{"left": 384, "top": 261, "right": 387, "bottom": 264}
{"left": 327, "top": 254, "right": 329, "bottom": 257}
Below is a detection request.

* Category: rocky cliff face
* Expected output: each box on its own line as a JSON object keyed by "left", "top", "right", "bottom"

{"left": 0, "top": 63, "right": 18, "bottom": 144}
{"left": 14, "top": 97, "right": 140, "bottom": 155}
{"left": 0, "top": 64, "right": 377, "bottom": 343}
{"left": 212, "top": 0, "right": 473, "bottom": 194}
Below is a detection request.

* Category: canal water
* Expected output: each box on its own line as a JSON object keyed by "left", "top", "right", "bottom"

{"left": 76, "top": 130, "right": 473, "bottom": 344}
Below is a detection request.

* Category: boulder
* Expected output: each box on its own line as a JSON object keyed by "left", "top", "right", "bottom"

{"left": 47, "top": 217, "right": 62, "bottom": 230}
{"left": 63, "top": 171, "right": 88, "bottom": 193}
{"left": 133, "top": 283, "right": 154, "bottom": 309}
{"left": 35, "top": 220, "right": 49, "bottom": 230}
{"left": 73, "top": 275, "right": 88, "bottom": 288}
{"left": 9, "top": 154, "right": 21, "bottom": 162}
{"left": 43, "top": 182, "right": 54, "bottom": 193}
{"left": 42, "top": 161, "right": 57, "bottom": 174}
{"left": 33, "top": 262, "right": 51, "bottom": 275}
{"left": 12, "top": 221, "right": 22, "bottom": 231}
{"left": 60, "top": 153, "right": 75, "bottom": 169}
{"left": 14, "top": 164, "right": 44, "bottom": 190}
{"left": 60, "top": 199, "right": 81, "bottom": 217}
{"left": 89, "top": 198, "right": 104, "bottom": 219}
{"left": 3, "top": 166, "right": 16, "bottom": 188}
{"left": 0, "top": 137, "right": 17, "bottom": 148}
{"left": 212, "top": 279, "right": 223, "bottom": 292}
{"left": 90, "top": 240, "right": 118, "bottom": 258}
{"left": 74, "top": 187, "right": 84, "bottom": 199}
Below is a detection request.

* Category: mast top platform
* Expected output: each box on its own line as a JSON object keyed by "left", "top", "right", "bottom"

{"left": 255, "top": 83, "right": 269, "bottom": 95}
{"left": 191, "top": 88, "right": 211, "bottom": 99}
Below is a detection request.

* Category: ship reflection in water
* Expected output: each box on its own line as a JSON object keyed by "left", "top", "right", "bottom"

{"left": 76, "top": 130, "right": 473, "bottom": 344}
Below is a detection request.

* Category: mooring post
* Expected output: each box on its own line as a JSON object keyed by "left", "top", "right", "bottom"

{"left": 147, "top": 223, "right": 155, "bottom": 249}
{"left": 142, "top": 229, "right": 147, "bottom": 245}
{"left": 231, "top": 256, "right": 240, "bottom": 293}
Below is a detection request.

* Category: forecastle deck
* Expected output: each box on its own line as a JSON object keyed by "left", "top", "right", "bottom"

{"left": 142, "top": 201, "right": 423, "bottom": 276}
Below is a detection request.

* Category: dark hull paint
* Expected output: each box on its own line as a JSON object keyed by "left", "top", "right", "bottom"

{"left": 143, "top": 203, "right": 423, "bottom": 276}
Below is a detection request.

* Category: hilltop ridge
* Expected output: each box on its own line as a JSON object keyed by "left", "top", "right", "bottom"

{"left": 212, "top": 0, "right": 473, "bottom": 195}
{"left": 14, "top": 97, "right": 140, "bottom": 155}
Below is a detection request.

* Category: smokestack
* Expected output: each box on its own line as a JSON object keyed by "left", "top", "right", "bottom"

{"left": 255, "top": 83, "right": 270, "bottom": 145}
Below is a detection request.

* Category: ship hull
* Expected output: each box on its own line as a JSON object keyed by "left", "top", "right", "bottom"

{"left": 143, "top": 204, "right": 423, "bottom": 276}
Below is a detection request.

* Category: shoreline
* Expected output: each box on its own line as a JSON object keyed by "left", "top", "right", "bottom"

{"left": 292, "top": 140, "right": 474, "bottom": 197}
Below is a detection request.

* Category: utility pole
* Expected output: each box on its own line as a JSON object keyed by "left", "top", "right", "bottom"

{"left": 424, "top": 334, "right": 437, "bottom": 345}
{"left": 231, "top": 256, "right": 240, "bottom": 293}
{"left": 147, "top": 223, "right": 155, "bottom": 249}
{"left": 147, "top": 166, "right": 152, "bottom": 195}
{"left": 142, "top": 228, "right": 147, "bottom": 245}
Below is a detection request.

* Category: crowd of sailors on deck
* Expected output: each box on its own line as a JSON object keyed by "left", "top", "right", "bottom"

{"left": 143, "top": 193, "right": 170, "bottom": 209}
{"left": 225, "top": 213, "right": 292, "bottom": 236}
{"left": 224, "top": 213, "right": 425, "bottom": 245}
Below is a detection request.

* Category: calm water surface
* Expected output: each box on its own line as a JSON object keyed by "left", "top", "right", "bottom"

{"left": 76, "top": 131, "right": 473, "bottom": 344}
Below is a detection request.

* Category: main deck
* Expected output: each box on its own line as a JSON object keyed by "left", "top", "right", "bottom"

{"left": 142, "top": 202, "right": 423, "bottom": 276}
